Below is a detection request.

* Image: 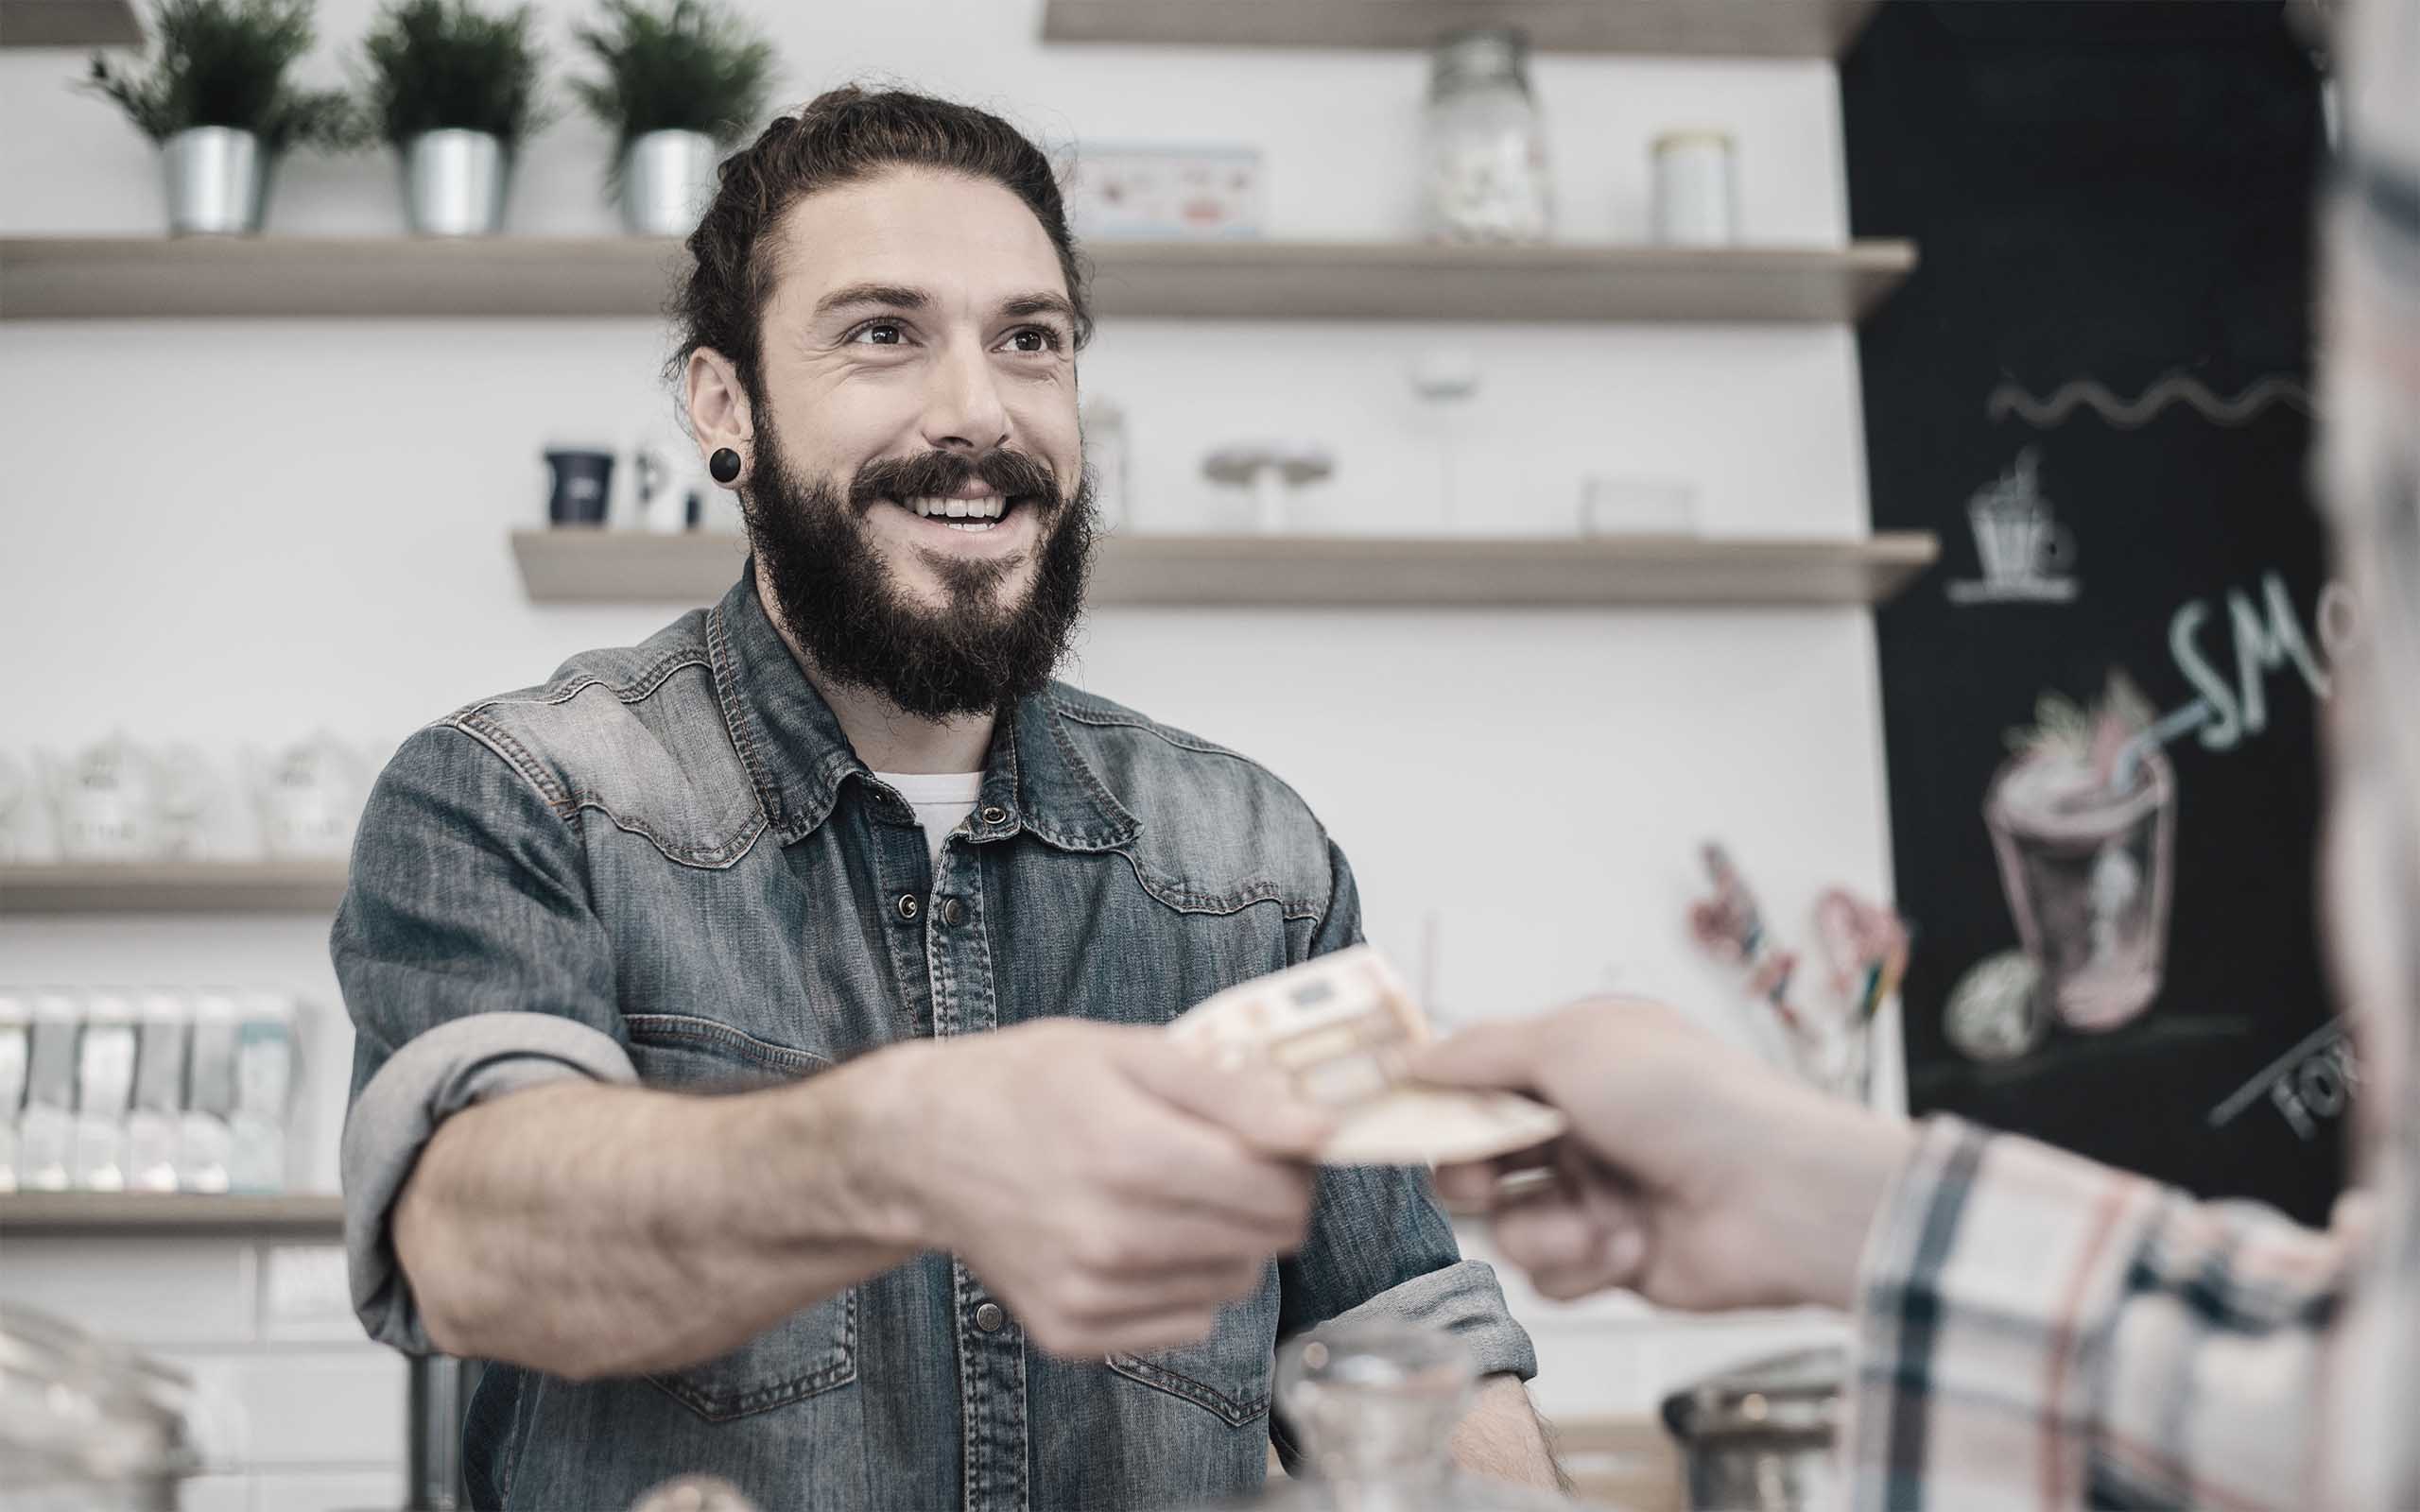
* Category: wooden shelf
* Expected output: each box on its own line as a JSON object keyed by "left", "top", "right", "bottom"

{"left": 0, "top": 860, "right": 349, "bottom": 915}
{"left": 512, "top": 527, "right": 1939, "bottom": 609}
{"left": 0, "top": 236, "right": 1915, "bottom": 324}
{"left": 1, "top": 0, "right": 142, "bottom": 47}
{"left": 1087, "top": 241, "right": 1914, "bottom": 322}
{"left": 0, "top": 236, "right": 691, "bottom": 319}
{"left": 1043, "top": 0, "right": 1878, "bottom": 58}
{"left": 0, "top": 1192, "right": 345, "bottom": 1238}
{"left": 513, "top": 527, "right": 749, "bottom": 601}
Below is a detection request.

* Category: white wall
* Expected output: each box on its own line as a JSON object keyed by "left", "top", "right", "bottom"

{"left": 0, "top": 0, "right": 1889, "bottom": 1484}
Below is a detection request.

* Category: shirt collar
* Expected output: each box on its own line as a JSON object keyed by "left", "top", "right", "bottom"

{"left": 706, "top": 569, "right": 1139, "bottom": 852}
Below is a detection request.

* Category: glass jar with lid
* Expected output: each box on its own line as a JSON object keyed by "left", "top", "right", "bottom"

{"left": 1422, "top": 26, "right": 1554, "bottom": 244}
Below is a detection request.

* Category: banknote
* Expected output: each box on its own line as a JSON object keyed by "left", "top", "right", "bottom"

{"left": 1168, "top": 945, "right": 1565, "bottom": 1166}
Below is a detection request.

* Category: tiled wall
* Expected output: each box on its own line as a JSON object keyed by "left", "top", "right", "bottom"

{"left": 3, "top": 1234, "right": 405, "bottom": 1512}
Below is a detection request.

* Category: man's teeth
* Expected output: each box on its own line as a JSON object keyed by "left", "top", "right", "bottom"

{"left": 905, "top": 496, "right": 1006, "bottom": 520}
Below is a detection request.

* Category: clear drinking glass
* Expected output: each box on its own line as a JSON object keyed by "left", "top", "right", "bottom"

{"left": 1196, "top": 1320, "right": 1590, "bottom": 1511}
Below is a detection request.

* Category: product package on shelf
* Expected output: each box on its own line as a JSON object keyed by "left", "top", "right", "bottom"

{"left": 126, "top": 994, "right": 189, "bottom": 1193}
{"left": 16, "top": 993, "right": 79, "bottom": 1192}
{"left": 178, "top": 992, "right": 238, "bottom": 1194}
{"left": 229, "top": 994, "right": 296, "bottom": 1194}
{"left": 1063, "top": 145, "right": 1263, "bottom": 241}
{"left": 0, "top": 987, "right": 305, "bottom": 1197}
{"left": 70, "top": 993, "right": 137, "bottom": 1191}
{"left": 0, "top": 996, "right": 27, "bottom": 1191}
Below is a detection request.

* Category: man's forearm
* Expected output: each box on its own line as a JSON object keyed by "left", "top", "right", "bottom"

{"left": 392, "top": 1055, "right": 920, "bottom": 1379}
{"left": 1451, "top": 1374, "right": 1562, "bottom": 1489}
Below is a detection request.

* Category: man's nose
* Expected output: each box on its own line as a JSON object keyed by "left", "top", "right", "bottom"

{"left": 921, "top": 336, "right": 1011, "bottom": 454}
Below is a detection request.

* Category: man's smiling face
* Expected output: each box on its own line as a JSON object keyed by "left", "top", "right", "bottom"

{"left": 722, "top": 164, "right": 1096, "bottom": 718}
{"left": 756, "top": 164, "right": 1085, "bottom": 614}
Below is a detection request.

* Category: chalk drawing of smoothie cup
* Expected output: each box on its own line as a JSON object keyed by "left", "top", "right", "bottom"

{"left": 1983, "top": 742, "right": 2176, "bottom": 1033}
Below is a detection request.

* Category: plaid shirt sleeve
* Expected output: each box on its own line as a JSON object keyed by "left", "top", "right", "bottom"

{"left": 1843, "top": 1117, "right": 2371, "bottom": 1511}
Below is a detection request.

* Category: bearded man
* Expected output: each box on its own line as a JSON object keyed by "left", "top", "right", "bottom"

{"left": 332, "top": 85, "right": 1553, "bottom": 1512}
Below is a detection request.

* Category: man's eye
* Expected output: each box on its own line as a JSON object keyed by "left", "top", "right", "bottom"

{"left": 852, "top": 321, "right": 907, "bottom": 346}
{"left": 1004, "top": 328, "right": 1060, "bottom": 354}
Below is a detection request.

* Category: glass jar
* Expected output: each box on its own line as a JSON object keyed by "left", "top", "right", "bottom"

{"left": 0, "top": 1304, "right": 200, "bottom": 1511}
{"left": 1422, "top": 27, "right": 1554, "bottom": 244}
{"left": 1193, "top": 1320, "right": 1591, "bottom": 1510}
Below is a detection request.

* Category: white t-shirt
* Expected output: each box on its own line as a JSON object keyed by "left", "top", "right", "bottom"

{"left": 875, "top": 770, "right": 986, "bottom": 875}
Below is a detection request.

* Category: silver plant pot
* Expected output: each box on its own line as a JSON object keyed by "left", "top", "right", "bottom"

{"left": 161, "top": 127, "right": 270, "bottom": 236}
{"left": 619, "top": 129, "right": 718, "bottom": 236}
{"left": 402, "top": 129, "right": 511, "bottom": 237}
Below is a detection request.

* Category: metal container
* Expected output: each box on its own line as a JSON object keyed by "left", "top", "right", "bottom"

{"left": 1660, "top": 1346, "right": 1842, "bottom": 1512}
{"left": 1651, "top": 129, "right": 1738, "bottom": 246}
{"left": 403, "top": 129, "right": 511, "bottom": 237}
{"left": 161, "top": 126, "right": 269, "bottom": 236}
{"left": 407, "top": 1355, "right": 470, "bottom": 1511}
{"left": 0, "top": 1304, "right": 199, "bottom": 1511}
{"left": 620, "top": 129, "right": 719, "bottom": 235}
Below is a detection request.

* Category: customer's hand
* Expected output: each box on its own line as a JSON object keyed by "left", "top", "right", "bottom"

{"left": 871, "top": 1021, "right": 1331, "bottom": 1358}
{"left": 1416, "top": 1000, "right": 1915, "bottom": 1313}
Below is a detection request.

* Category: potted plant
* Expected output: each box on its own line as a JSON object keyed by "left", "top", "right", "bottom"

{"left": 82, "top": 0, "right": 357, "bottom": 236}
{"left": 573, "top": 0, "right": 776, "bottom": 235}
{"left": 361, "top": 0, "right": 545, "bottom": 236}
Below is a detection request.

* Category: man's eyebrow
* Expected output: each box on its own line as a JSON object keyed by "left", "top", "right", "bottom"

{"left": 813, "top": 284, "right": 930, "bottom": 318}
{"left": 1000, "top": 292, "right": 1077, "bottom": 323}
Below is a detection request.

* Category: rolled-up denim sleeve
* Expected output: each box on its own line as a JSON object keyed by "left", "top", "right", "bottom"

{"left": 1279, "top": 1170, "right": 1536, "bottom": 1380}
{"left": 331, "top": 722, "right": 636, "bottom": 1353}
{"left": 1275, "top": 838, "right": 1538, "bottom": 1387}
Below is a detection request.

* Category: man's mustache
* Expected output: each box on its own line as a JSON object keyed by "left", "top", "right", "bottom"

{"left": 848, "top": 448, "right": 1061, "bottom": 510}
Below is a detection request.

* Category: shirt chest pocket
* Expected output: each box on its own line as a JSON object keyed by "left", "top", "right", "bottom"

{"left": 623, "top": 1013, "right": 859, "bottom": 1421}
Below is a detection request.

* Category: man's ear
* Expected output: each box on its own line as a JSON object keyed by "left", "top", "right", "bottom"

{"left": 685, "top": 347, "right": 753, "bottom": 473}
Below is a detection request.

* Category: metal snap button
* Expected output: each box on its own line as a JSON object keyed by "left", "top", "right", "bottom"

{"left": 895, "top": 894, "right": 921, "bottom": 920}
{"left": 938, "top": 897, "right": 967, "bottom": 928}
{"left": 979, "top": 804, "right": 1009, "bottom": 827}
{"left": 974, "top": 1301, "right": 1006, "bottom": 1333}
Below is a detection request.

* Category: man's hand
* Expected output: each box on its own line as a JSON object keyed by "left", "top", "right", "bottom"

{"left": 1415, "top": 1000, "right": 1916, "bottom": 1313}
{"left": 865, "top": 1021, "right": 1334, "bottom": 1358}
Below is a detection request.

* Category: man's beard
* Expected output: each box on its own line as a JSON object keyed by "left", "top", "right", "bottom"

{"left": 740, "top": 415, "right": 1096, "bottom": 721}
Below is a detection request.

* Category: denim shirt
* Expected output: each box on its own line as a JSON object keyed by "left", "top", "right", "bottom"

{"left": 333, "top": 572, "right": 1534, "bottom": 1512}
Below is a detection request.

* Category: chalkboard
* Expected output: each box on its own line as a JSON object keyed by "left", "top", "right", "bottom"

{"left": 1844, "top": 1, "right": 2345, "bottom": 1224}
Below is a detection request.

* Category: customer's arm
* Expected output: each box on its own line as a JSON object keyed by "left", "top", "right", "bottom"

{"left": 339, "top": 727, "right": 1336, "bottom": 1379}
{"left": 1843, "top": 1121, "right": 2367, "bottom": 1512}
{"left": 1419, "top": 1003, "right": 2375, "bottom": 1511}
